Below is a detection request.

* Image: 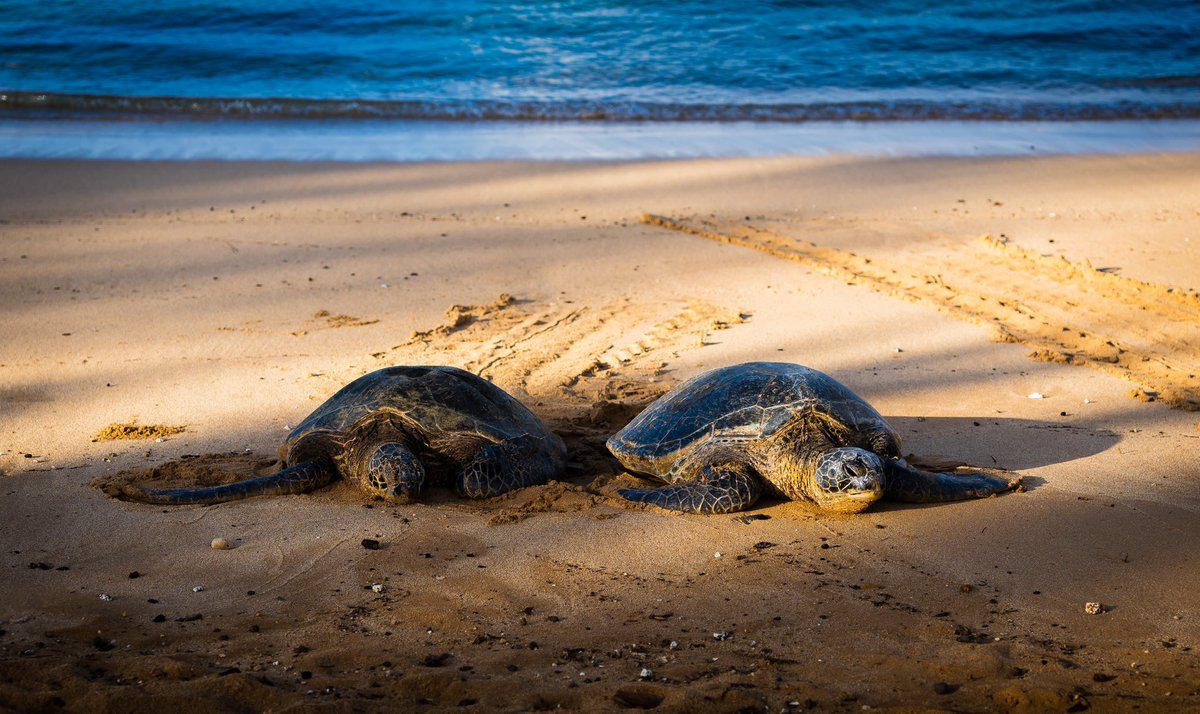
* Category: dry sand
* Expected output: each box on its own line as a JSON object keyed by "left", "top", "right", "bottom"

{"left": 1, "top": 154, "right": 1198, "bottom": 712}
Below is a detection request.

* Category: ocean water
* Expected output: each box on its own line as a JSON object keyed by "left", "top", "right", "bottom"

{"left": 2, "top": 1, "right": 1199, "bottom": 160}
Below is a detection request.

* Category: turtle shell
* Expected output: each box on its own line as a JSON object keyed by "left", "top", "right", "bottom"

{"left": 282, "top": 366, "right": 560, "bottom": 468}
{"left": 608, "top": 362, "right": 896, "bottom": 472}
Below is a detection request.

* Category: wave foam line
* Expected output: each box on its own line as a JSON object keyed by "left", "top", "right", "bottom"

{"left": 4, "top": 91, "right": 1200, "bottom": 123}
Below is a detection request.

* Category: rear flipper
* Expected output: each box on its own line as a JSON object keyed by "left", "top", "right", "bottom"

{"left": 617, "top": 465, "right": 762, "bottom": 514}
{"left": 111, "top": 459, "right": 335, "bottom": 505}
{"left": 883, "top": 458, "right": 1020, "bottom": 503}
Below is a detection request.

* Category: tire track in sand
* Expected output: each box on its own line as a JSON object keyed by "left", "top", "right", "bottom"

{"left": 391, "top": 293, "right": 746, "bottom": 406}
{"left": 644, "top": 213, "right": 1200, "bottom": 411}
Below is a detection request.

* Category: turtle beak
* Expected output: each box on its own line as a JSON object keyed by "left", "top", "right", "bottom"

{"left": 817, "top": 482, "right": 883, "bottom": 513}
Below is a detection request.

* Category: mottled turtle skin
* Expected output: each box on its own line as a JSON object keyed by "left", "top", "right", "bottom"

{"left": 608, "top": 362, "right": 1019, "bottom": 514}
{"left": 122, "top": 366, "right": 566, "bottom": 505}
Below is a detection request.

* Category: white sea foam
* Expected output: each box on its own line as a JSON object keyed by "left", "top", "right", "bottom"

{"left": 0, "top": 119, "right": 1197, "bottom": 162}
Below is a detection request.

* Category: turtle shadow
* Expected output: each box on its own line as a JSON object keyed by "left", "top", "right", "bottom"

{"left": 885, "top": 416, "right": 1120, "bottom": 473}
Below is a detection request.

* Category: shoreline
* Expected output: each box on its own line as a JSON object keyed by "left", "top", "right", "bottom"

{"left": 1, "top": 154, "right": 1197, "bottom": 711}
{"left": 1, "top": 118, "right": 1198, "bottom": 161}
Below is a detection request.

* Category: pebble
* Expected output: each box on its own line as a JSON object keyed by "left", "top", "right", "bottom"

{"left": 1028, "top": 392, "right": 1045, "bottom": 399}
{"left": 1084, "top": 601, "right": 1103, "bottom": 615}
{"left": 639, "top": 667, "right": 653, "bottom": 679}
{"left": 98, "top": 593, "right": 113, "bottom": 602}
{"left": 713, "top": 631, "right": 731, "bottom": 641}
{"left": 371, "top": 583, "right": 384, "bottom": 593}
{"left": 192, "top": 585, "right": 205, "bottom": 593}
{"left": 713, "top": 551, "right": 723, "bottom": 558}
{"left": 211, "top": 538, "right": 231, "bottom": 550}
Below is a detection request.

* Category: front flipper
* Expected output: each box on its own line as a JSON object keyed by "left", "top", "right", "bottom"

{"left": 882, "top": 458, "right": 1020, "bottom": 503}
{"left": 111, "top": 459, "right": 335, "bottom": 505}
{"left": 455, "top": 438, "right": 558, "bottom": 499}
{"left": 617, "top": 465, "right": 763, "bottom": 514}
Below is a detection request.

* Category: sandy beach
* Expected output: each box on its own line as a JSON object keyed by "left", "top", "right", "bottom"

{"left": 1, "top": 154, "right": 1198, "bottom": 712}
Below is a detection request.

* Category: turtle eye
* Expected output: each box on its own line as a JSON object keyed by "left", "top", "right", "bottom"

{"left": 837, "top": 456, "right": 879, "bottom": 492}
{"left": 844, "top": 458, "right": 867, "bottom": 481}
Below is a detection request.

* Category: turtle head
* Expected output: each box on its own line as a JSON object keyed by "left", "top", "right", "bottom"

{"left": 365, "top": 442, "right": 425, "bottom": 504}
{"left": 812, "top": 447, "right": 884, "bottom": 513}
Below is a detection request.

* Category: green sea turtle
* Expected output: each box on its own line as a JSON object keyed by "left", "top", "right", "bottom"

{"left": 607, "top": 362, "right": 1020, "bottom": 514}
{"left": 117, "top": 366, "right": 566, "bottom": 505}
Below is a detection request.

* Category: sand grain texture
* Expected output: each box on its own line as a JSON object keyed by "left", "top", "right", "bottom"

{"left": 1, "top": 155, "right": 1198, "bottom": 712}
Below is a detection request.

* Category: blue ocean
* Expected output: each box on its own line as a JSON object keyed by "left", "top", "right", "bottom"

{"left": 2, "top": 1, "right": 1199, "bottom": 160}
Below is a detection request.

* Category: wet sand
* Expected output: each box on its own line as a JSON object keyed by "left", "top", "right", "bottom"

{"left": 1, "top": 155, "right": 1198, "bottom": 711}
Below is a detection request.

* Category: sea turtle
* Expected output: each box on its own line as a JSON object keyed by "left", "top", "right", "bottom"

{"left": 117, "top": 366, "right": 566, "bottom": 505}
{"left": 607, "top": 362, "right": 1020, "bottom": 514}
